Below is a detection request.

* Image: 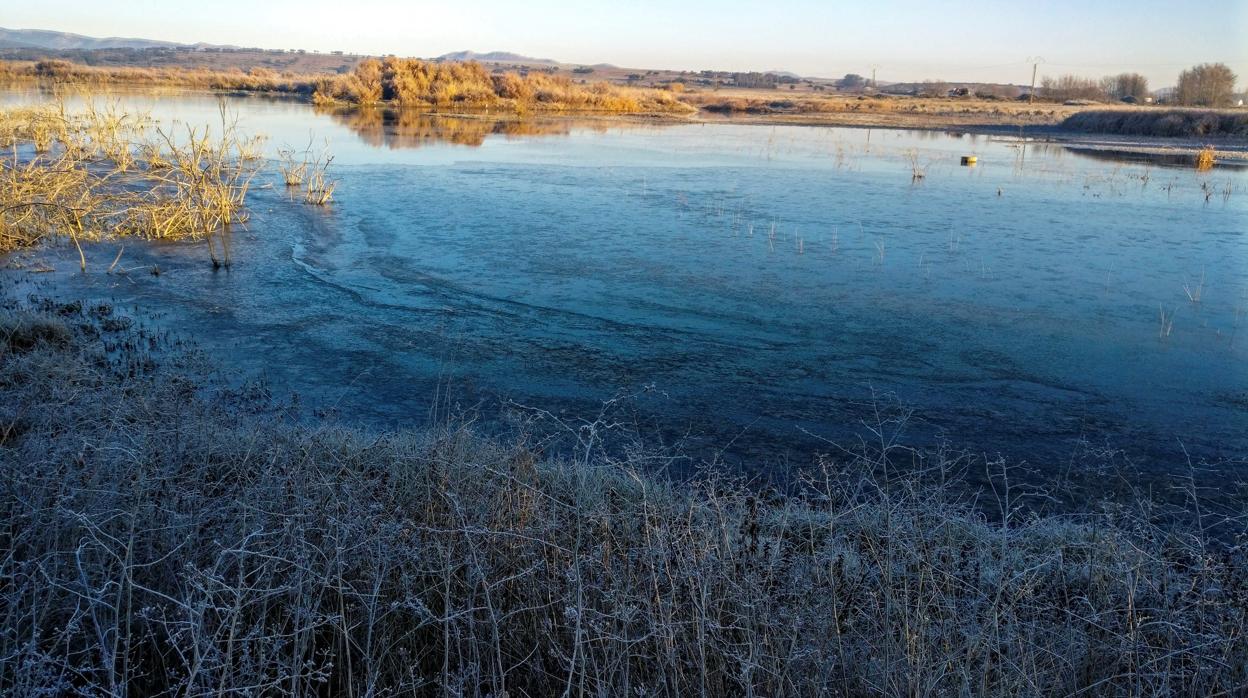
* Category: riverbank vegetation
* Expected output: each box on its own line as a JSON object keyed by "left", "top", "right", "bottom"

{"left": 6, "top": 58, "right": 1244, "bottom": 138}
{"left": 312, "top": 57, "right": 692, "bottom": 113}
{"left": 1, "top": 58, "right": 695, "bottom": 114}
{"left": 1060, "top": 109, "right": 1248, "bottom": 138}
{"left": 1, "top": 300, "right": 1245, "bottom": 696}
{"left": 1, "top": 58, "right": 308, "bottom": 94}
{"left": 0, "top": 101, "right": 260, "bottom": 265}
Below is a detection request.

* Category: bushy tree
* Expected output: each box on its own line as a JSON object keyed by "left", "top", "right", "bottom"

{"left": 1102, "top": 72, "right": 1149, "bottom": 100}
{"left": 347, "top": 58, "right": 383, "bottom": 105}
{"left": 1040, "top": 74, "right": 1105, "bottom": 101}
{"left": 837, "top": 73, "right": 866, "bottom": 90}
{"left": 1176, "top": 63, "right": 1237, "bottom": 107}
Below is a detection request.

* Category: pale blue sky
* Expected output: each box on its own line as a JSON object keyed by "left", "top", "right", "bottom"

{"left": 7, "top": 1, "right": 1246, "bottom": 86}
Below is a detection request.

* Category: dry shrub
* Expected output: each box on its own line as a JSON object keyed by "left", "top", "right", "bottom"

{"left": 32, "top": 59, "right": 77, "bottom": 79}
{"left": 310, "top": 57, "right": 691, "bottom": 114}
{"left": 1196, "top": 145, "right": 1216, "bottom": 171}
{"left": 247, "top": 66, "right": 279, "bottom": 80}
{"left": 0, "top": 313, "right": 70, "bottom": 353}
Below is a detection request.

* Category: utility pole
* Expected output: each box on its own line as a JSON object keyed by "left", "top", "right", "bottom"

{"left": 1026, "top": 56, "right": 1044, "bottom": 103}
{"left": 869, "top": 65, "right": 879, "bottom": 88}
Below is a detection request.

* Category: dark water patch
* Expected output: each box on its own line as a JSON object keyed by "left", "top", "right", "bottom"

{"left": 1063, "top": 146, "right": 1248, "bottom": 170}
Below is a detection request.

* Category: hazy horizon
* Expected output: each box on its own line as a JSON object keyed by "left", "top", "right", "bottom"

{"left": 6, "top": 0, "right": 1248, "bottom": 86}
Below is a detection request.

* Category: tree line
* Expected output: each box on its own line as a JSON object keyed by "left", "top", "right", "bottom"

{"left": 1041, "top": 63, "right": 1238, "bottom": 106}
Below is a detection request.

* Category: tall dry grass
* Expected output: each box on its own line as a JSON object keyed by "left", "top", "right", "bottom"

{"left": 310, "top": 57, "right": 694, "bottom": 114}
{"left": 0, "top": 300, "right": 1244, "bottom": 696}
{"left": 0, "top": 100, "right": 259, "bottom": 266}
{"left": 1, "top": 58, "right": 694, "bottom": 115}
{"left": 5, "top": 58, "right": 315, "bottom": 95}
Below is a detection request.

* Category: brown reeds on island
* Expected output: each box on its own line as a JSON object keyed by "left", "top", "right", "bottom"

{"left": 0, "top": 99, "right": 260, "bottom": 267}
{"left": 306, "top": 57, "right": 693, "bottom": 114}
{"left": 0, "top": 301, "right": 1245, "bottom": 696}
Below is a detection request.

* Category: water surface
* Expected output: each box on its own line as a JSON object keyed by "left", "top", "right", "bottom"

{"left": 5, "top": 88, "right": 1246, "bottom": 474}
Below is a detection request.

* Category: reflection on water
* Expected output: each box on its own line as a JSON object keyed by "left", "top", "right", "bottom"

{"left": 317, "top": 107, "right": 602, "bottom": 149}
{"left": 3, "top": 88, "right": 1246, "bottom": 477}
{"left": 1060, "top": 145, "right": 1248, "bottom": 170}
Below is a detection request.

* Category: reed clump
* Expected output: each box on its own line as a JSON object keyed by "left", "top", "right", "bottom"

{"left": 0, "top": 100, "right": 258, "bottom": 264}
{"left": 303, "top": 144, "right": 336, "bottom": 205}
{"left": 277, "top": 139, "right": 336, "bottom": 205}
{"left": 0, "top": 104, "right": 67, "bottom": 151}
{"left": 310, "top": 57, "right": 694, "bottom": 114}
{"left": 277, "top": 145, "right": 309, "bottom": 186}
{"left": 1195, "top": 145, "right": 1216, "bottom": 171}
{"left": 0, "top": 302, "right": 1244, "bottom": 697}
{"left": 905, "top": 148, "right": 927, "bottom": 180}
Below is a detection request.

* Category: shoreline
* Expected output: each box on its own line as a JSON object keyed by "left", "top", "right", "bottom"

{"left": 320, "top": 101, "right": 1248, "bottom": 161}
{"left": 201, "top": 89, "right": 1248, "bottom": 152}
{"left": 7, "top": 79, "right": 1246, "bottom": 162}
{"left": 377, "top": 106, "right": 1248, "bottom": 163}
{"left": 685, "top": 113, "right": 1248, "bottom": 159}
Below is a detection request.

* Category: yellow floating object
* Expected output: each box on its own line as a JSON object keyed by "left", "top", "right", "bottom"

{"left": 960, "top": 155, "right": 978, "bottom": 166}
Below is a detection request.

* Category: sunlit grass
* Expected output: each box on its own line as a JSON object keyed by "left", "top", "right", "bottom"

{"left": 0, "top": 100, "right": 260, "bottom": 266}
{"left": 3, "top": 57, "right": 696, "bottom": 116}
{"left": 1196, "top": 145, "right": 1216, "bottom": 171}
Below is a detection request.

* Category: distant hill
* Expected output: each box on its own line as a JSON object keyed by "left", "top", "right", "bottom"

{"left": 435, "top": 50, "right": 558, "bottom": 66}
{"left": 0, "top": 27, "right": 231, "bottom": 51}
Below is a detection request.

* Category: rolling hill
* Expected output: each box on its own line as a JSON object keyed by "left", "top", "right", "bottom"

{"left": 434, "top": 50, "right": 558, "bottom": 66}
{"left": 0, "top": 27, "right": 229, "bottom": 51}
